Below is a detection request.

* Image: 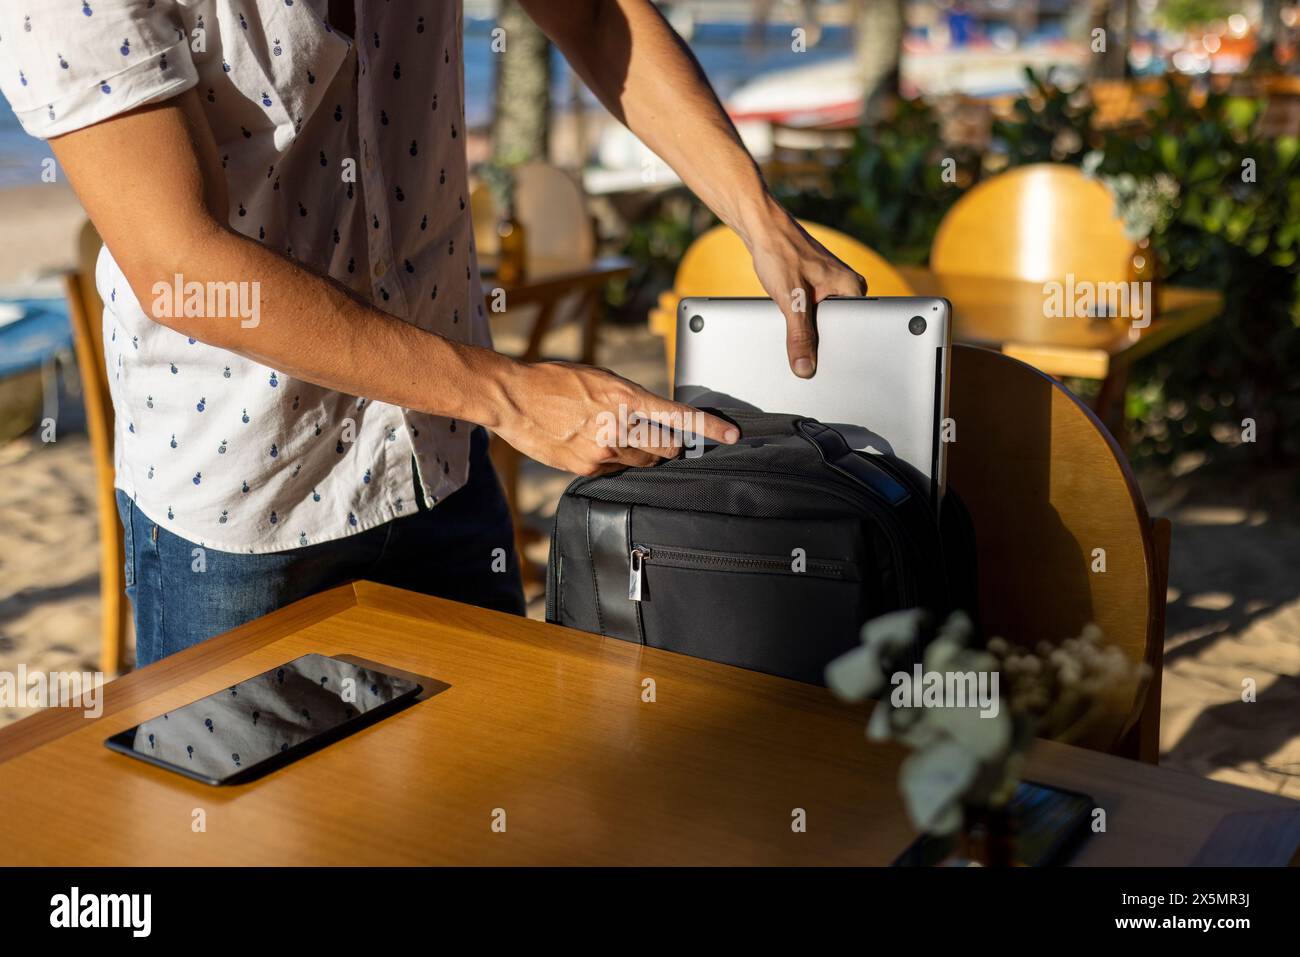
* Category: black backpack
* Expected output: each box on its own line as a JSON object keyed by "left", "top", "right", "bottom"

{"left": 545, "top": 409, "right": 979, "bottom": 685}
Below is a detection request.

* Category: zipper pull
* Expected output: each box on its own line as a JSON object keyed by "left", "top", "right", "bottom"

{"left": 628, "top": 546, "right": 649, "bottom": 602}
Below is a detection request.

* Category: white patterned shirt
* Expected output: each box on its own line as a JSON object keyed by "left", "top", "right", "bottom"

{"left": 0, "top": 0, "right": 490, "bottom": 553}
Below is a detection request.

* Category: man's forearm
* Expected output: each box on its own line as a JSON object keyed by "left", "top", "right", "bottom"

{"left": 526, "top": 0, "right": 782, "bottom": 245}
{"left": 49, "top": 93, "right": 513, "bottom": 431}
{"left": 526, "top": 0, "right": 867, "bottom": 376}
{"left": 124, "top": 222, "right": 514, "bottom": 429}
{"left": 45, "top": 60, "right": 736, "bottom": 477}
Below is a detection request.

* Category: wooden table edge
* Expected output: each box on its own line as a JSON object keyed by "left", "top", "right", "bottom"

{"left": 895, "top": 266, "right": 1225, "bottom": 376}
{"left": 0, "top": 584, "right": 360, "bottom": 764}
{"left": 4, "top": 580, "right": 1297, "bottom": 867}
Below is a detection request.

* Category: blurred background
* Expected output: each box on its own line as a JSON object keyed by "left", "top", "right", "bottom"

{"left": 1, "top": 1, "right": 1297, "bottom": 797}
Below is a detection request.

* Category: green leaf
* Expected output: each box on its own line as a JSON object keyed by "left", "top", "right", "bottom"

{"left": 1277, "top": 135, "right": 1299, "bottom": 167}
{"left": 1158, "top": 135, "right": 1179, "bottom": 171}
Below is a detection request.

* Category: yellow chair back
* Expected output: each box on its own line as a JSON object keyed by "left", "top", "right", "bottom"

{"left": 650, "top": 222, "right": 914, "bottom": 380}
{"left": 931, "top": 164, "right": 1134, "bottom": 284}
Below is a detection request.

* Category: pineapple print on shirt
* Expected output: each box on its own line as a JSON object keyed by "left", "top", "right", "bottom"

{"left": 0, "top": 1, "right": 491, "bottom": 553}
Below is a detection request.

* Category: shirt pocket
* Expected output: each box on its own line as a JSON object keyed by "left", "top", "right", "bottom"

{"left": 193, "top": 3, "right": 350, "bottom": 152}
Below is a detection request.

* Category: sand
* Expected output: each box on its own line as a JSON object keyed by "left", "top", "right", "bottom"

{"left": 0, "top": 183, "right": 87, "bottom": 286}
{"left": 1144, "top": 467, "right": 1300, "bottom": 798}
{"left": 0, "top": 182, "right": 1297, "bottom": 802}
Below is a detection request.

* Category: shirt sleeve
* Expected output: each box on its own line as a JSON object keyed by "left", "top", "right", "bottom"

{"left": 0, "top": 1, "right": 198, "bottom": 140}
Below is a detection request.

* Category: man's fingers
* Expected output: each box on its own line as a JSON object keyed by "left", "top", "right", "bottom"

{"left": 582, "top": 397, "right": 738, "bottom": 473}
{"left": 634, "top": 396, "right": 739, "bottom": 447}
{"left": 782, "top": 271, "right": 867, "bottom": 379}
{"left": 614, "top": 447, "right": 660, "bottom": 469}
{"left": 825, "top": 270, "right": 868, "bottom": 297}
{"left": 783, "top": 281, "right": 818, "bottom": 379}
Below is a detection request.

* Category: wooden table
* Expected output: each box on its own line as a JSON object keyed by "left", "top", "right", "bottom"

{"left": 1, "top": 582, "right": 1295, "bottom": 866}
{"left": 896, "top": 267, "right": 1224, "bottom": 428}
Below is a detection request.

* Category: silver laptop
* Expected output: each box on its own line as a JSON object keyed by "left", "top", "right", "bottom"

{"left": 674, "top": 296, "right": 952, "bottom": 505}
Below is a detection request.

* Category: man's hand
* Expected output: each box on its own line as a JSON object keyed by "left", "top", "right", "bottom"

{"left": 742, "top": 203, "right": 867, "bottom": 378}
{"left": 489, "top": 360, "right": 739, "bottom": 476}
{"left": 521, "top": 0, "right": 866, "bottom": 380}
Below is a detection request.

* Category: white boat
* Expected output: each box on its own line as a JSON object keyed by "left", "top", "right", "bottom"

{"left": 585, "top": 41, "right": 1090, "bottom": 194}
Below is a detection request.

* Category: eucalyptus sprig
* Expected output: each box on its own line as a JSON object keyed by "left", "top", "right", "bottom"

{"left": 828, "top": 611, "right": 1150, "bottom": 836}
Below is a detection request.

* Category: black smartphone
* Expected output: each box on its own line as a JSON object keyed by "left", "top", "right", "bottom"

{"left": 105, "top": 653, "right": 422, "bottom": 786}
{"left": 892, "top": 780, "right": 1095, "bottom": 867}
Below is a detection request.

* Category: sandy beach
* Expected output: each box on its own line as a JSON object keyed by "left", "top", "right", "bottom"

{"left": 0, "top": 179, "right": 1297, "bottom": 801}
{"left": 0, "top": 183, "right": 87, "bottom": 286}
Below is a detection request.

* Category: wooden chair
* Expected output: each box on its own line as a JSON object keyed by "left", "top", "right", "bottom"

{"left": 1256, "top": 74, "right": 1300, "bottom": 139}
{"left": 930, "top": 164, "right": 1138, "bottom": 433}
{"left": 471, "top": 161, "right": 597, "bottom": 269}
{"left": 940, "top": 93, "right": 1019, "bottom": 151}
{"left": 763, "top": 121, "right": 856, "bottom": 195}
{"left": 948, "top": 344, "right": 1169, "bottom": 762}
{"left": 649, "top": 222, "right": 915, "bottom": 386}
{"left": 1088, "top": 79, "right": 1159, "bottom": 131}
{"left": 930, "top": 164, "right": 1134, "bottom": 285}
{"left": 62, "top": 219, "right": 131, "bottom": 675}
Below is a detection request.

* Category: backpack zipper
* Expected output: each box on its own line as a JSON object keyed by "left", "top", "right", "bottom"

{"left": 627, "top": 543, "right": 855, "bottom": 603}
{"left": 574, "top": 463, "right": 930, "bottom": 609}
{"left": 629, "top": 546, "right": 649, "bottom": 601}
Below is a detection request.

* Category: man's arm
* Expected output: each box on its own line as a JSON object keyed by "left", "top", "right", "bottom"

{"left": 520, "top": 0, "right": 866, "bottom": 378}
{"left": 49, "top": 91, "right": 736, "bottom": 475}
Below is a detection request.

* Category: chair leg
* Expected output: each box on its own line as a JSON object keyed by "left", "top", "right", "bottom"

{"left": 579, "top": 290, "right": 600, "bottom": 366}
{"left": 1094, "top": 362, "right": 1131, "bottom": 445}
{"left": 98, "top": 482, "right": 128, "bottom": 676}
{"left": 1115, "top": 516, "right": 1170, "bottom": 763}
{"left": 488, "top": 431, "right": 537, "bottom": 594}
{"left": 1138, "top": 517, "right": 1172, "bottom": 763}
{"left": 521, "top": 301, "right": 557, "bottom": 363}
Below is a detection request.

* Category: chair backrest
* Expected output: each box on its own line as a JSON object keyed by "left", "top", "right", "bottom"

{"left": 66, "top": 219, "right": 110, "bottom": 436}
{"left": 63, "top": 219, "right": 131, "bottom": 675}
{"left": 471, "top": 161, "right": 595, "bottom": 268}
{"left": 1256, "top": 75, "right": 1300, "bottom": 138}
{"left": 764, "top": 122, "right": 855, "bottom": 194}
{"left": 930, "top": 164, "right": 1134, "bottom": 284}
{"left": 1088, "top": 79, "right": 1151, "bottom": 130}
{"left": 675, "top": 222, "right": 914, "bottom": 297}
{"left": 648, "top": 222, "right": 914, "bottom": 385}
{"left": 947, "top": 344, "right": 1167, "bottom": 757}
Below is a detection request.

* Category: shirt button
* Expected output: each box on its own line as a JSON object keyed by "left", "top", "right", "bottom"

{"left": 372, "top": 260, "right": 387, "bottom": 277}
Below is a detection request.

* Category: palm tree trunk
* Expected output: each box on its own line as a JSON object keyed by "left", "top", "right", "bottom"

{"left": 853, "top": 0, "right": 905, "bottom": 124}
{"left": 1089, "top": 0, "right": 1128, "bottom": 79}
{"left": 491, "top": 0, "right": 553, "bottom": 166}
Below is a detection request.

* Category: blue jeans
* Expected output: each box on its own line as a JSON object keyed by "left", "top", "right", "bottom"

{"left": 116, "top": 427, "right": 525, "bottom": 666}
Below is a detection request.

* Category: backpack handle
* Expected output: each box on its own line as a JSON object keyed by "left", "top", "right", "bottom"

{"left": 796, "top": 420, "right": 911, "bottom": 506}
{"left": 702, "top": 408, "right": 911, "bottom": 506}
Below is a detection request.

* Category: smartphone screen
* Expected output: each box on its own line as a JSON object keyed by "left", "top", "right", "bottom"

{"left": 892, "top": 780, "right": 1094, "bottom": 866}
{"left": 106, "top": 653, "right": 422, "bottom": 785}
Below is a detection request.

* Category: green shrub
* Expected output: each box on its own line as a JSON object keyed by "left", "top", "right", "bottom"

{"left": 785, "top": 72, "right": 1300, "bottom": 467}
{"left": 1068, "top": 81, "right": 1300, "bottom": 466}
{"left": 778, "top": 98, "right": 977, "bottom": 264}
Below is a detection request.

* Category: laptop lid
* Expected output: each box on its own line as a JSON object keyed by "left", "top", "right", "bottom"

{"left": 673, "top": 296, "right": 951, "bottom": 505}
